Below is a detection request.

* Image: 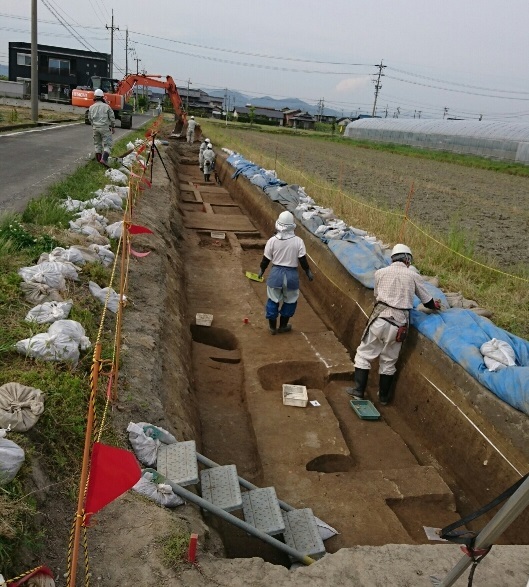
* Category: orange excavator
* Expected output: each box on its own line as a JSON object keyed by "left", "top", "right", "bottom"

{"left": 71, "top": 73, "right": 189, "bottom": 136}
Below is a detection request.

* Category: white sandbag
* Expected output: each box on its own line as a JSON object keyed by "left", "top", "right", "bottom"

{"left": 0, "top": 437, "right": 25, "bottom": 485}
{"left": 0, "top": 382, "right": 45, "bottom": 432}
{"left": 88, "top": 244, "right": 115, "bottom": 267}
{"left": 104, "top": 168, "right": 128, "bottom": 185}
{"left": 132, "top": 471, "right": 184, "bottom": 507}
{"left": 481, "top": 338, "right": 516, "bottom": 372}
{"left": 48, "top": 247, "right": 86, "bottom": 266}
{"left": 69, "top": 245, "right": 101, "bottom": 264}
{"left": 127, "top": 422, "right": 177, "bottom": 466}
{"left": 85, "top": 232, "right": 110, "bottom": 246}
{"left": 25, "top": 300, "right": 73, "bottom": 324}
{"left": 20, "top": 282, "right": 63, "bottom": 304}
{"left": 88, "top": 281, "right": 125, "bottom": 313}
{"left": 48, "top": 320, "right": 91, "bottom": 350}
{"left": 69, "top": 222, "right": 102, "bottom": 238}
{"left": 28, "top": 260, "right": 79, "bottom": 282}
{"left": 18, "top": 263, "right": 68, "bottom": 290}
{"left": 61, "top": 196, "right": 88, "bottom": 212}
{"left": 445, "top": 292, "right": 464, "bottom": 308}
{"left": 16, "top": 333, "right": 80, "bottom": 363}
{"left": 470, "top": 307, "right": 493, "bottom": 318}
{"left": 105, "top": 221, "right": 123, "bottom": 239}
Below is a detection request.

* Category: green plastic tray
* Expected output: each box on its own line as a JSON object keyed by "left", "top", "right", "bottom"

{"left": 350, "top": 399, "right": 380, "bottom": 420}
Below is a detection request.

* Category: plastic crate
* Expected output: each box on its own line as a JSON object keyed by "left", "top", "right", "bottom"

{"left": 283, "top": 384, "right": 308, "bottom": 407}
{"left": 196, "top": 313, "right": 213, "bottom": 326}
{"left": 349, "top": 399, "right": 380, "bottom": 420}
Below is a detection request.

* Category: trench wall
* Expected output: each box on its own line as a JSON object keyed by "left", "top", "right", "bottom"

{"left": 216, "top": 153, "right": 529, "bottom": 542}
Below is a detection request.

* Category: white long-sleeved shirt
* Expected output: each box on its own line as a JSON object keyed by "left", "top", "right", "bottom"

{"left": 88, "top": 101, "right": 115, "bottom": 128}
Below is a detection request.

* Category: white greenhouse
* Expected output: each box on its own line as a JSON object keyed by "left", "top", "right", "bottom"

{"left": 343, "top": 119, "right": 529, "bottom": 164}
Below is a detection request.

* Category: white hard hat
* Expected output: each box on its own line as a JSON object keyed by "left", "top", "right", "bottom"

{"left": 391, "top": 244, "right": 412, "bottom": 258}
{"left": 206, "top": 144, "right": 212, "bottom": 149}
{"left": 94, "top": 89, "right": 104, "bottom": 97}
{"left": 205, "top": 138, "right": 210, "bottom": 143}
{"left": 190, "top": 115, "right": 194, "bottom": 119}
{"left": 277, "top": 211, "right": 295, "bottom": 225}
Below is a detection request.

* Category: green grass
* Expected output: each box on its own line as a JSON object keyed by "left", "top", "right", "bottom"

{"left": 159, "top": 528, "right": 192, "bottom": 571}
{"left": 0, "top": 119, "right": 157, "bottom": 575}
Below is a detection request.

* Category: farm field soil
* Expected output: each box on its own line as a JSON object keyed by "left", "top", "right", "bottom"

{"left": 219, "top": 130, "right": 529, "bottom": 270}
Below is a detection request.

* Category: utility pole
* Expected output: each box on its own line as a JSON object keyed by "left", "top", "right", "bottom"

{"left": 385, "top": 105, "right": 388, "bottom": 118}
{"left": 133, "top": 57, "right": 141, "bottom": 111}
{"left": 125, "top": 27, "right": 128, "bottom": 76}
{"left": 106, "top": 9, "right": 119, "bottom": 78}
{"left": 30, "top": 0, "right": 38, "bottom": 122}
{"left": 479, "top": 114, "right": 483, "bottom": 121}
{"left": 417, "top": 110, "right": 422, "bottom": 119}
{"left": 186, "top": 78, "right": 191, "bottom": 113}
{"left": 224, "top": 88, "right": 229, "bottom": 127}
{"left": 371, "top": 60, "right": 386, "bottom": 117}
{"left": 443, "top": 107, "right": 449, "bottom": 119}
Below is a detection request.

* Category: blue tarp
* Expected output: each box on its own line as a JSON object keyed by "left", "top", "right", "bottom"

{"left": 225, "top": 153, "right": 529, "bottom": 415}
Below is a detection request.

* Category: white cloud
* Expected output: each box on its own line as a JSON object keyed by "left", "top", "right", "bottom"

{"left": 335, "top": 78, "right": 370, "bottom": 93}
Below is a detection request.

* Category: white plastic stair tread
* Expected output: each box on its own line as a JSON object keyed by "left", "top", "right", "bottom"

{"left": 282, "top": 508, "right": 326, "bottom": 558}
{"left": 200, "top": 465, "right": 242, "bottom": 511}
{"left": 242, "top": 487, "right": 285, "bottom": 536}
{"left": 156, "top": 441, "right": 198, "bottom": 486}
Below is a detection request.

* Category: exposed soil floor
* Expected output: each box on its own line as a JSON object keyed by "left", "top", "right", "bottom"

{"left": 178, "top": 154, "right": 462, "bottom": 558}
{"left": 219, "top": 131, "right": 529, "bottom": 269}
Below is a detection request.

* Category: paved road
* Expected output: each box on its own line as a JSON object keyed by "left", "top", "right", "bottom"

{"left": 0, "top": 114, "right": 150, "bottom": 213}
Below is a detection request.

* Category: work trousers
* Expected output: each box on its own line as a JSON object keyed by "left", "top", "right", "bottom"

{"left": 354, "top": 318, "right": 402, "bottom": 375}
{"left": 187, "top": 129, "right": 195, "bottom": 143}
{"left": 93, "top": 126, "right": 113, "bottom": 155}
{"left": 265, "top": 279, "right": 299, "bottom": 320}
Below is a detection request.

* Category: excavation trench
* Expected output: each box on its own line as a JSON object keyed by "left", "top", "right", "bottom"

{"left": 162, "top": 141, "right": 529, "bottom": 563}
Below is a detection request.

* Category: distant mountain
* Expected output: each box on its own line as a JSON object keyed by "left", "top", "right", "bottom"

{"left": 207, "top": 88, "right": 341, "bottom": 118}
{"left": 0, "top": 64, "right": 8, "bottom": 77}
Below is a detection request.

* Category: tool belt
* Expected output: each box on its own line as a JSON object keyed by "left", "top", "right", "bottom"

{"left": 361, "top": 301, "right": 410, "bottom": 342}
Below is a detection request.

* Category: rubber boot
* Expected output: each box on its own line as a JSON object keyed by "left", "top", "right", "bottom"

{"left": 268, "top": 319, "right": 277, "bottom": 335}
{"left": 378, "top": 374, "right": 394, "bottom": 405}
{"left": 278, "top": 316, "right": 292, "bottom": 333}
{"left": 95, "top": 153, "right": 101, "bottom": 162}
{"left": 346, "top": 368, "right": 369, "bottom": 398}
{"left": 100, "top": 151, "right": 110, "bottom": 167}
{"left": 204, "top": 174, "right": 210, "bottom": 182}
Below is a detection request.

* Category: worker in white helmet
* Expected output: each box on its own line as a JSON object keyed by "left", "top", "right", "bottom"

{"left": 88, "top": 88, "right": 115, "bottom": 165}
{"left": 258, "top": 210, "right": 314, "bottom": 334}
{"left": 198, "top": 137, "right": 211, "bottom": 170}
{"left": 186, "top": 115, "right": 197, "bottom": 144}
{"left": 202, "top": 144, "right": 216, "bottom": 182}
{"left": 348, "top": 244, "right": 440, "bottom": 405}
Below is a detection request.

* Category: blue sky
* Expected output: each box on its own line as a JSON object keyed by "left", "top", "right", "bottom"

{"left": 2, "top": 0, "right": 529, "bottom": 120}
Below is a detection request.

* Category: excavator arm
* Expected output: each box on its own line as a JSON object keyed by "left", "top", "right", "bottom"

{"left": 116, "top": 74, "right": 193, "bottom": 136}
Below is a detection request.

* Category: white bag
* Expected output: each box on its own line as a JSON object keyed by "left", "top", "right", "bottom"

{"left": 69, "top": 246, "right": 101, "bottom": 264}
{"left": 18, "top": 263, "right": 69, "bottom": 289}
{"left": 0, "top": 382, "right": 45, "bottom": 432}
{"left": 48, "top": 320, "right": 91, "bottom": 350}
{"left": 88, "top": 281, "right": 126, "bottom": 313}
{"left": 0, "top": 436, "right": 25, "bottom": 485}
{"left": 48, "top": 247, "right": 86, "bottom": 266}
{"left": 480, "top": 338, "right": 516, "bottom": 372}
{"left": 89, "top": 244, "right": 115, "bottom": 267}
{"left": 105, "top": 221, "right": 123, "bottom": 239}
{"left": 127, "top": 422, "right": 177, "bottom": 466}
{"left": 105, "top": 168, "right": 128, "bottom": 185}
{"left": 132, "top": 471, "right": 184, "bottom": 507}
{"left": 62, "top": 196, "right": 88, "bottom": 212}
{"left": 20, "top": 282, "right": 63, "bottom": 304}
{"left": 25, "top": 300, "right": 73, "bottom": 324}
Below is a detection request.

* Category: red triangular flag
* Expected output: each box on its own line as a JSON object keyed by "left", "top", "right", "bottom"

{"left": 83, "top": 443, "right": 141, "bottom": 525}
{"left": 128, "top": 224, "right": 154, "bottom": 235}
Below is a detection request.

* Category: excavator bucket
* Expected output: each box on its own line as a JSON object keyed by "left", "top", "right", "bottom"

{"left": 173, "top": 116, "right": 185, "bottom": 137}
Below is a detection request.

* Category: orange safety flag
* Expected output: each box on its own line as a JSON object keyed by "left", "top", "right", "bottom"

{"left": 128, "top": 224, "right": 154, "bottom": 235}
{"left": 83, "top": 443, "right": 141, "bottom": 526}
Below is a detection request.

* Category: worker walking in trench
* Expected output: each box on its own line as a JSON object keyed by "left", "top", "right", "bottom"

{"left": 186, "top": 115, "right": 197, "bottom": 143}
{"left": 198, "top": 137, "right": 211, "bottom": 170}
{"left": 88, "top": 88, "right": 115, "bottom": 166}
{"left": 258, "top": 211, "right": 314, "bottom": 335}
{"left": 348, "top": 244, "right": 441, "bottom": 405}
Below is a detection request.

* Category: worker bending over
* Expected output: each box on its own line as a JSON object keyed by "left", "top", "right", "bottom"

{"left": 186, "top": 116, "right": 197, "bottom": 143}
{"left": 348, "top": 244, "right": 440, "bottom": 405}
{"left": 88, "top": 88, "right": 115, "bottom": 166}
{"left": 258, "top": 211, "right": 314, "bottom": 335}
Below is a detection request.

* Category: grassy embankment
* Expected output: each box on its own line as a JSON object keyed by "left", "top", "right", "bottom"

{"left": 202, "top": 120, "right": 529, "bottom": 340}
{"left": 0, "top": 104, "right": 84, "bottom": 129}
{"left": 0, "top": 120, "right": 155, "bottom": 575}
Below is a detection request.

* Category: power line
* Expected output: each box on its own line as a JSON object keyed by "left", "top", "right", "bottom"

{"left": 40, "top": 0, "right": 95, "bottom": 52}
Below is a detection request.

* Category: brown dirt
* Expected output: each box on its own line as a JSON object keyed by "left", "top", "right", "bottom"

{"left": 219, "top": 131, "right": 529, "bottom": 270}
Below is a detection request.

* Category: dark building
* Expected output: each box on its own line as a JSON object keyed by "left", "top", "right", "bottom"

{"left": 8, "top": 42, "right": 110, "bottom": 102}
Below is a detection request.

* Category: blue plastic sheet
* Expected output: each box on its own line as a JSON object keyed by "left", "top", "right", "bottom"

{"left": 225, "top": 153, "right": 529, "bottom": 415}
